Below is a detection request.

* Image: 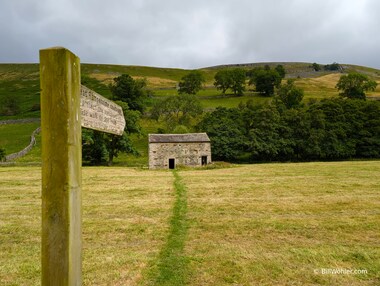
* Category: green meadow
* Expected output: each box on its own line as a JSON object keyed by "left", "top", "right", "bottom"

{"left": 0, "top": 161, "right": 379, "bottom": 285}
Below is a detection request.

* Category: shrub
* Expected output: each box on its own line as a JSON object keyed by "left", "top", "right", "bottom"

{"left": 0, "top": 147, "right": 6, "bottom": 161}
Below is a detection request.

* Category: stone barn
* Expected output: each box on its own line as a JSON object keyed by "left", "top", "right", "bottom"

{"left": 148, "top": 133, "right": 212, "bottom": 169}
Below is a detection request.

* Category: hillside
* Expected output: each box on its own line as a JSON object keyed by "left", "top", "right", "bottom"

{"left": 1, "top": 62, "right": 380, "bottom": 119}
{"left": 1, "top": 61, "right": 380, "bottom": 164}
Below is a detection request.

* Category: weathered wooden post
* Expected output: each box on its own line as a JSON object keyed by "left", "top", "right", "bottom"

{"left": 40, "top": 46, "right": 125, "bottom": 285}
{"left": 40, "top": 47, "right": 82, "bottom": 285}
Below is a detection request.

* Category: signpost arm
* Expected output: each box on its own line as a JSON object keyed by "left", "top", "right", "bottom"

{"left": 40, "top": 47, "right": 82, "bottom": 285}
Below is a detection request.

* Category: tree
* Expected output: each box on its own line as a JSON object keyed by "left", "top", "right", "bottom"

{"left": 336, "top": 72, "right": 377, "bottom": 100}
{"left": 356, "top": 101, "right": 380, "bottom": 157}
{"left": 172, "top": 125, "right": 190, "bottom": 134}
{"left": 82, "top": 101, "right": 141, "bottom": 165}
{"left": 310, "top": 99, "right": 356, "bottom": 159}
{"left": 302, "top": 108, "right": 326, "bottom": 160}
{"left": 324, "top": 62, "right": 341, "bottom": 71}
{"left": 109, "top": 74, "right": 147, "bottom": 112}
{"left": 151, "top": 94, "right": 203, "bottom": 131}
{"left": 275, "top": 65, "right": 286, "bottom": 79}
{"left": 82, "top": 129, "right": 108, "bottom": 165}
{"left": 178, "top": 71, "right": 205, "bottom": 95}
{"left": 248, "top": 67, "right": 282, "bottom": 96}
{"left": 214, "top": 69, "right": 233, "bottom": 95}
{"left": 197, "top": 107, "right": 247, "bottom": 161}
{"left": 312, "top": 63, "right": 321, "bottom": 71}
{"left": 276, "top": 79, "right": 304, "bottom": 109}
{"left": 214, "top": 68, "right": 246, "bottom": 96}
{"left": 104, "top": 133, "right": 137, "bottom": 166}
{"left": 0, "top": 147, "right": 5, "bottom": 161}
{"left": 230, "top": 68, "right": 246, "bottom": 96}
{"left": 104, "top": 101, "right": 141, "bottom": 165}
{"left": 245, "top": 105, "right": 285, "bottom": 161}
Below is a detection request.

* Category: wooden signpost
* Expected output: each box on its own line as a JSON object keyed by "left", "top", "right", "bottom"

{"left": 39, "top": 47, "right": 125, "bottom": 285}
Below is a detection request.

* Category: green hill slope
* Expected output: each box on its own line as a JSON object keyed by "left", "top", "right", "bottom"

{"left": 1, "top": 62, "right": 379, "bottom": 119}
{"left": 1, "top": 61, "right": 379, "bottom": 165}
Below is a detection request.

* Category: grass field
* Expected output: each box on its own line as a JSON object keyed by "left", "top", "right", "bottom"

{"left": 1, "top": 161, "right": 379, "bottom": 285}
{"left": 0, "top": 167, "right": 175, "bottom": 285}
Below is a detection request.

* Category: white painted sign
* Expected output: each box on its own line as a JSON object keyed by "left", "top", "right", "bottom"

{"left": 80, "top": 85, "right": 126, "bottom": 135}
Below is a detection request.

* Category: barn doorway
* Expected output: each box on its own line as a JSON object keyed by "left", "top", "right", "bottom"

{"left": 169, "top": 158, "right": 175, "bottom": 169}
{"left": 201, "top": 156, "right": 207, "bottom": 166}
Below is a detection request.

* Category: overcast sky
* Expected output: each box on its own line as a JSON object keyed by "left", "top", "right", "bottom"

{"left": 1, "top": 0, "right": 379, "bottom": 69}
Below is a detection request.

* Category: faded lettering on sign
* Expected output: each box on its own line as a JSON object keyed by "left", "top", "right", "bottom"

{"left": 80, "top": 85, "right": 125, "bottom": 135}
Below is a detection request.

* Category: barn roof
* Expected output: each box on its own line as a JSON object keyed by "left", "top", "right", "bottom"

{"left": 149, "top": 133, "right": 210, "bottom": 143}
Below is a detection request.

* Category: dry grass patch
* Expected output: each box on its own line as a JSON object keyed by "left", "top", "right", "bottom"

{"left": 0, "top": 167, "right": 175, "bottom": 286}
{"left": 367, "top": 79, "right": 380, "bottom": 99}
{"left": 297, "top": 73, "right": 341, "bottom": 88}
{"left": 82, "top": 168, "right": 175, "bottom": 285}
{"left": 88, "top": 73, "right": 177, "bottom": 89}
{"left": 295, "top": 73, "right": 340, "bottom": 99}
{"left": 132, "top": 76, "right": 177, "bottom": 89}
{"left": 181, "top": 161, "right": 380, "bottom": 286}
{"left": 88, "top": 73, "right": 119, "bottom": 85}
{"left": 0, "top": 167, "right": 41, "bottom": 285}
{"left": 0, "top": 72, "right": 23, "bottom": 81}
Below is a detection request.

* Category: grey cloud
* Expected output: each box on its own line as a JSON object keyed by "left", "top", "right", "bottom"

{"left": 0, "top": 0, "right": 379, "bottom": 69}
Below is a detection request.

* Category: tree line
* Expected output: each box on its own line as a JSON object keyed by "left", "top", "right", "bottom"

{"left": 197, "top": 98, "right": 380, "bottom": 162}
{"left": 176, "top": 64, "right": 287, "bottom": 97}
{"left": 311, "top": 62, "right": 342, "bottom": 72}
{"left": 175, "top": 63, "right": 377, "bottom": 100}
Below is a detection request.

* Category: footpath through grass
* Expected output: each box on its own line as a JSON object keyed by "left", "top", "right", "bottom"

{"left": 145, "top": 170, "right": 190, "bottom": 286}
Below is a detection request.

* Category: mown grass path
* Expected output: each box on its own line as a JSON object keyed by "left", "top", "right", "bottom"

{"left": 152, "top": 170, "right": 189, "bottom": 286}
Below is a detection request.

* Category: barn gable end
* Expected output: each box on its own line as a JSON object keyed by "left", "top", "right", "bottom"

{"left": 148, "top": 133, "right": 211, "bottom": 169}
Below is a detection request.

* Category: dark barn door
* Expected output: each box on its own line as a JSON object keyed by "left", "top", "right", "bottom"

{"left": 201, "top": 156, "right": 207, "bottom": 166}
{"left": 169, "top": 158, "right": 175, "bottom": 169}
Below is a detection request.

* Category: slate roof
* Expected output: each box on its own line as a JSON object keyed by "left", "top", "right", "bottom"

{"left": 149, "top": 133, "right": 210, "bottom": 143}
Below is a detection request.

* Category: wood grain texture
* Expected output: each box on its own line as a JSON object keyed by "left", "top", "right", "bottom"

{"left": 40, "top": 47, "right": 82, "bottom": 286}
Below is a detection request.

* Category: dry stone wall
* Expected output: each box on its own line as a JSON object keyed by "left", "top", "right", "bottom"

{"left": 0, "top": 118, "right": 40, "bottom": 125}
{"left": 3, "top": 127, "right": 41, "bottom": 162}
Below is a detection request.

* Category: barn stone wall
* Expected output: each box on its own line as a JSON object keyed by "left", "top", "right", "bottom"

{"left": 149, "top": 142, "right": 211, "bottom": 169}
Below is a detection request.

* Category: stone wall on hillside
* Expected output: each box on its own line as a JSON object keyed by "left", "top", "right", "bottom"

{"left": 3, "top": 127, "right": 41, "bottom": 162}
{"left": 0, "top": 118, "right": 40, "bottom": 125}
